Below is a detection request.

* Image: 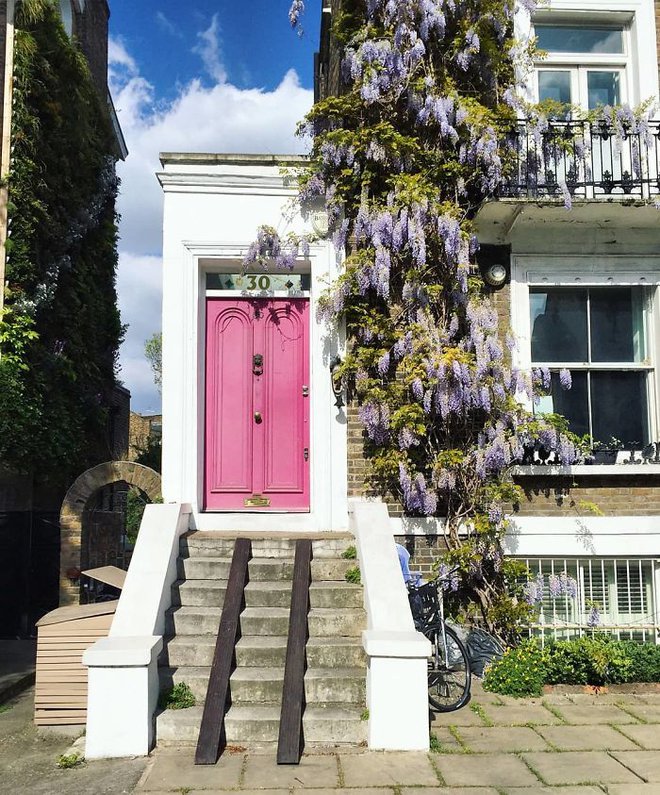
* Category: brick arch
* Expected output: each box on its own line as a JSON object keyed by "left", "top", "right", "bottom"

{"left": 59, "top": 462, "right": 161, "bottom": 606}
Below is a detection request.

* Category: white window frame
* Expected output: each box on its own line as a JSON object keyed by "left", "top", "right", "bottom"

{"left": 533, "top": 20, "right": 631, "bottom": 108}
{"left": 515, "top": 1, "right": 660, "bottom": 110}
{"left": 520, "top": 556, "right": 659, "bottom": 643}
{"left": 511, "top": 255, "right": 660, "bottom": 445}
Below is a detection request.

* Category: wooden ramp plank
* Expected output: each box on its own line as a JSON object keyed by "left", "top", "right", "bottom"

{"left": 194, "top": 538, "right": 251, "bottom": 765}
{"left": 277, "top": 539, "right": 312, "bottom": 765}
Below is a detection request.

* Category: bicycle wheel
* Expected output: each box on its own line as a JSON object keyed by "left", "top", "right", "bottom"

{"left": 427, "top": 623, "right": 471, "bottom": 712}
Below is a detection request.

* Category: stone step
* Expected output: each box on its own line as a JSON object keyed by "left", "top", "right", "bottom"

{"left": 160, "top": 666, "right": 366, "bottom": 705}
{"left": 165, "top": 606, "right": 366, "bottom": 638}
{"left": 172, "top": 579, "right": 362, "bottom": 609}
{"left": 161, "top": 634, "right": 366, "bottom": 669}
{"left": 157, "top": 704, "right": 367, "bottom": 746}
{"left": 178, "top": 555, "right": 354, "bottom": 583}
{"left": 180, "top": 533, "right": 354, "bottom": 559}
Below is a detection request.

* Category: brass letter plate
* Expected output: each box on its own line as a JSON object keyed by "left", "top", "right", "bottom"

{"left": 244, "top": 494, "right": 271, "bottom": 507}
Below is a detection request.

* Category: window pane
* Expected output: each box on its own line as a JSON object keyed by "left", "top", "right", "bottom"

{"left": 587, "top": 71, "right": 620, "bottom": 109}
{"left": 591, "top": 371, "right": 648, "bottom": 446}
{"left": 538, "top": 70, "right": 572, "bottom": 105}
{"left": 531, "top": 289, "right": 588, "bottom": 362}
{"left": 590, "top": 287, "right": 645, "bottom": 362}
{"left": 535, "top": 25, "right": 623, "bottom": 54}
{"left": 549, "top": 371, "right": 590, "bottom": 437}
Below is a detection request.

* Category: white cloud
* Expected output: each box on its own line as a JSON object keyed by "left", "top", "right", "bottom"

{"left": 109, "top": 35, "right": 313, "bottom": 412}
{"left": 156, "top": 11, "right": 183, "bottom": 39}
{"left": 116, "top": 252, "right": 162, "bottom": 414}
{"left": 192, "top": 14, "right": 227, "bottom": 84}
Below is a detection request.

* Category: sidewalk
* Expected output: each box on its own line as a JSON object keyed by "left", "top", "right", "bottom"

{"left": 134, "top": 682, "right": 660, "bottom": 794}
{"left": 0, "top": 638, "right": 36, "bottom": 702}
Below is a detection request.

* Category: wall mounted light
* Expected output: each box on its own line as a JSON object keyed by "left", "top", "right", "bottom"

{"left": 477, "top": 244, "right": 511, "bottom": 291}
{"left": 329, "top": 355, "right": 345, "bottom": 408}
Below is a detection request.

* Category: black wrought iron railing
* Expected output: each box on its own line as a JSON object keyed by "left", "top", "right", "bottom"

{"left": 500, "top": 119, "right": 660, "bottom": 201}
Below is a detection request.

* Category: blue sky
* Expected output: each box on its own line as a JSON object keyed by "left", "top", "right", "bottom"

{"left": 110, "top": 1, "right": 320, "bottom": 97}
{"left": 109, "top": 1, "right": 319, "bottom": 413}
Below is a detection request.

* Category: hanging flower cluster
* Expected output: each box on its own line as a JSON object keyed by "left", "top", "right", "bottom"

{"left": 260, "top": 0, "right": 596, "bottom": 638}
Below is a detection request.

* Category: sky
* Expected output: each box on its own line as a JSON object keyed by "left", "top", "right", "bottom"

{"left": 109, "top": 1, "right": 320, "bottom": 413}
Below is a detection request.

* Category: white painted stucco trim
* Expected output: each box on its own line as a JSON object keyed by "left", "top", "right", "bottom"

{"left": 159, "top": 158, "right": 348, "bottom": 531}
{"left": 350, "top": 499, "right": 431, "bottom": 751}
{"left": 84, "top": 502, "right": 191, "bottom": 759}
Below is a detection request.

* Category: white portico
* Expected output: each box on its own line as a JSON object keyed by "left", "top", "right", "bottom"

{"left": 158, "top": 154, "right": 348, "bottom": 532}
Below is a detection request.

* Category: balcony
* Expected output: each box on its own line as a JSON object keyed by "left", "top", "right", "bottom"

{"left": 500, "top": 118, "right": 660, "bottom": 201}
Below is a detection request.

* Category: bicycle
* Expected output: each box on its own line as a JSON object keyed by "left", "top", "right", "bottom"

{"left": 407, "top": 576, "right": 471, "bottom": 712}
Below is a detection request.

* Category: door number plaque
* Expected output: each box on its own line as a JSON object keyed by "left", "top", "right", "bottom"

{"left": 244, "top": 494, "right": 271, "bottom": 508}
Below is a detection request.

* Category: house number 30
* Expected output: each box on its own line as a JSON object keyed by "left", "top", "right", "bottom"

{"left": 246, "top": 274, "right": 271, "bottom": 290}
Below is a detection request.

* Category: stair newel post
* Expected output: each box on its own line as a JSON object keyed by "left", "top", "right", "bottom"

{"left": 194, "top": 538, "right": 252, "bottom": 765}
{"left": 277, "top": 539, "right": 312, "bottom": 764}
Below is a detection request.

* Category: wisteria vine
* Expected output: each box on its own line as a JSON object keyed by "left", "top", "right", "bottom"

{"left": 247, "top": 0, "right": 606, "bottom": 638}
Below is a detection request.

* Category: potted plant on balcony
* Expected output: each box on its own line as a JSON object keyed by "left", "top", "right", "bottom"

{"left": 591, "top": 437, "right": 624, "bottom": 464}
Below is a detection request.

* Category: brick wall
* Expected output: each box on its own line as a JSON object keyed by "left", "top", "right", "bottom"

{"left": 512, "top": 474, "right": 660, "bottom": 516}
{"left": 73, "top": 0, "right": 109, "bottom": 98}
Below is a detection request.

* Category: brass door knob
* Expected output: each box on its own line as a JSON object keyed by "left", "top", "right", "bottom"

{"left": 254, "top": 412, "right": 262, "bottom": 423}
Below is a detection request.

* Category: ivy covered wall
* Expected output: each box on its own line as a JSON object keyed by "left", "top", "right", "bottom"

{"left": 0, "top": 0, "right": 123, "bottom": 488}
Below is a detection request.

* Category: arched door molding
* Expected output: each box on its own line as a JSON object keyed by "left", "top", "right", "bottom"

{"left": 59, "top": 462, "right": 161, "bottom": 605}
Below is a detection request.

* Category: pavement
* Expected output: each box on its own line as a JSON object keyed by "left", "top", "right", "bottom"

{"left": 0, "top": 638, "right": 36, "bottom": 702}
{"left": 134, "top": 680, "right": 660, "bottom": 795}
{"left": 4, "top": 675, "right": 660, "bottom": 794}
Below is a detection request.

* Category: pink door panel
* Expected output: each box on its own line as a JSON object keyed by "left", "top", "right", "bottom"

{"left": 205, "top": 297, "right": 310, "bottom": 511}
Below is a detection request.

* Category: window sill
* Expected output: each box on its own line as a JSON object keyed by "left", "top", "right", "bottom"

{"left": 512, "top": 464, "right": 660, "bottom": 476}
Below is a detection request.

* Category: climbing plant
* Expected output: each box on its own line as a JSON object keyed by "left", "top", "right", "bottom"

{"left": 0, "top": 0, "right": 122, "bottom": 483}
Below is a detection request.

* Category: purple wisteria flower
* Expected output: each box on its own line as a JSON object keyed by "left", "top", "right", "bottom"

{"left": 523, "top": 572, "right": 545, "bottom": 605}
{"left": 587, "top": 605, "right": 601, "bottom": 627}
{"left": 559, "top": 368, "right": 572, "bottom": 390}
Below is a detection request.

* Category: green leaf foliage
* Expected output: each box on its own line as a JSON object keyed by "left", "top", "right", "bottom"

{"left": 483, "top": 636, "right": 660, "bottom": 697}
{"left": 0, "top": 0, "right": 123, "bottom": 484}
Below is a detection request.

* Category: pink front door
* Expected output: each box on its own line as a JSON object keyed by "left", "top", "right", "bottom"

{"left": 204, "top": 298, "right": 310, "bottom": 511}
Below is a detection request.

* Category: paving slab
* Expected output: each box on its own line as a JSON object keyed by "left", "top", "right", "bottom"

{"left": 504, "top": 788, "right": 604, "bottom": 795}
{"left": 401, "top": 789, "right": 499, "bottom": 795}
{"left": 610, "top": 751, "right": 660, "bottom": 782}
{"left": 555, "top": 704, "right": 640, "bottom": 724}
{"left": 429, "top": 708, "right": 487, "bottom": 727}
{"left": 243, "top": 753, "right": 339, "bottom": 789}
{"left": 617, "top": 724, "right": 660, "bottom": 749}
{"left": 138, "top": 750, "right": 244, "bottom": 791}
{"left": 480, "top": 704, "right": 561, "bottom": 725}
{"left": 534, "top": 724, "right": 639, "bottom": 751}
{"left": 340, "top": 752, "right": 439, "bottom": 787}
{"left": 521, "top": 750, "right": 641, "bottom": 785}
{"left": 314, "top": 790, "right": 395, "bottom": 795}
{"left": 432, "top": 753, "right": 539, "bottom": 787}
{"left": 429, "top": 727, "right": 464, "bottom": 753}
{"left": 607, "top": 786, "right": 660, "bottom": 795}
{"left": 567, "top": 693, "right": 647, "bottom": 705}
{"left": 619, "top": 704, "right": 660, "bottom": 723}
{"left": 454, "top": 726, "right": 550, "bottom": 752}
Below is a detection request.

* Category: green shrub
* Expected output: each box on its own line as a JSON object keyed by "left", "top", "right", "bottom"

{"left": 483, "top": 637, "right": 660, "bottom": 696}
{"left": 342, "top": 545, "right": 357, "bottom": 560}
{"left": 345, "top": 566, "right": 361, "bottom": 584}
{"left": 56, "top": 752, "right": 83, "bottom": 769}
{"left": 158, "top": 682, "right": 196, "bottom": 710}
{"left": 625, "top": 641, "right": 660, "bottom": 682}
{"left": 482, "top": 639, "right": 546, "bottom": 697}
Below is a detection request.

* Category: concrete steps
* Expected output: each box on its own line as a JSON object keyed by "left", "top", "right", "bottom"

{"left": 157, "top": 532, "right": 366, "bottom": 748}
{"left": 166, "top": 606, "right": 365, "bottom": 637}
{"left": 157, "top": 704, "right": 368, "bottom": 746}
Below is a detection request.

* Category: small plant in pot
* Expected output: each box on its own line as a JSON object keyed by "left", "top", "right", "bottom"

{"left": 591, "top": 437, "right": 624, "bottom": 465}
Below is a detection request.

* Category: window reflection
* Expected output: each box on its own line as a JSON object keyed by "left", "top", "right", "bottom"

{"left": 530, "top": 286, "right": 650, "bottom": 446}
{"left": 535, "top": 25, "right": 624, "bottom": 55}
